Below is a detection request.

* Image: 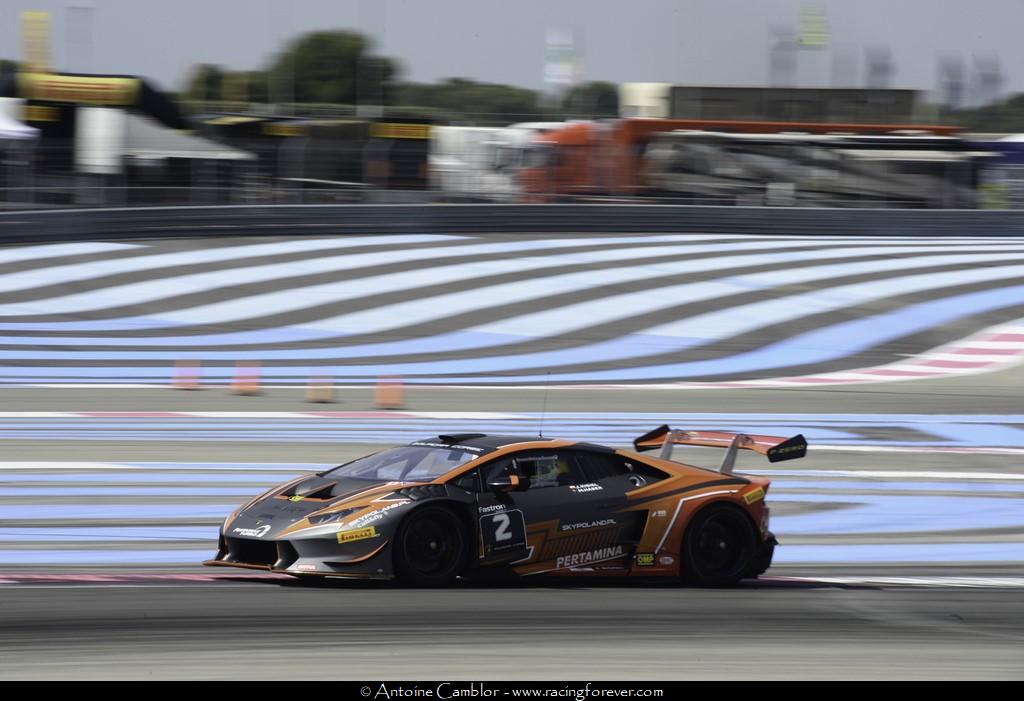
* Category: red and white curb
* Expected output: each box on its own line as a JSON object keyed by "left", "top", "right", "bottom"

{"left": 737, "top": 323, "right": 1024, "bottom": 387}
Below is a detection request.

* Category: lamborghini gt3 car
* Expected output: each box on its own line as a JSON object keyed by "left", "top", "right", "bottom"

{"left": 205, "top": 426, "right": 807, "bottom": 586}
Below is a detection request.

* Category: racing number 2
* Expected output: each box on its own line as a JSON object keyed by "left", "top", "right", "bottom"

{"left": 493, "top": 513, "right": 513, "bottom": 541}
{"left": 480, "top": 509, "right": 527, "bottom": 556}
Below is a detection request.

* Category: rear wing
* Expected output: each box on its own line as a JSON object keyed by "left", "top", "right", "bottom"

{"left": 633, "top": 425, "right": 807, "bottom": 475}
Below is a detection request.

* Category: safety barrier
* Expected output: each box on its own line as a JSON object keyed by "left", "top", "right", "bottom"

{"left": 2, "top": 203, "right": 1024, "bottom": 244}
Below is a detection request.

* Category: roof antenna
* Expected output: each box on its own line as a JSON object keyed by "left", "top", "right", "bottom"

{"left": 538, "top": 372, "right": 551, "bottom": 437}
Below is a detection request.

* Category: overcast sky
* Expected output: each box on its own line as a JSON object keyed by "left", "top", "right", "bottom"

{"left": 2, "top": 0, "right": 1022, "bottom": 104}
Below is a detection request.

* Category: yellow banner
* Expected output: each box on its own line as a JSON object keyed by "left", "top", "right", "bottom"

{"left": 370, "top": 122, "right": 431, "bottom": 140}
{"left": 18, "top": 73, "right": 140, "bottom": 106}
{"left": 21, "top": 11, "right": 52, "bottom": 73}
{"left": 262, "top": 123, "right": 309, "bottom": 137}
{"left": 24, "top": 104, "right": 60, "bottom": 122}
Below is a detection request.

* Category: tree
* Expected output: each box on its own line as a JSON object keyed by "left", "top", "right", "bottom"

{"left": 267, "top": 30, "right": 396, "bottom": 105}
{"left": 182, "top": 63, "right": 225, "bottom": 102}
{"left": 394, "top": 78, "right": 544, "bottom": 124}
{"left": 562, "top": 81, "right": 619, "bottom": 118}
{"left": 949, "top": 93, "right": 1024, "bottom": 133}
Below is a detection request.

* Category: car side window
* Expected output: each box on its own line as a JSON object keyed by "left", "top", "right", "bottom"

{"left": 574, "top": 451, "right": 633, "bottom": 481}
{"left": 480, "top": 451, "right": 587, "bottom": 490}
{"left": 575, "top": 451, "right": 669, "bottom": 485}
{"left": 451, "top": 468, "right": 481, "bottom": 493}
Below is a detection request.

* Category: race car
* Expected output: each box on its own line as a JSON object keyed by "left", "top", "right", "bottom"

{"left": 204, "top": 426, "right": 806, "bottom": 586}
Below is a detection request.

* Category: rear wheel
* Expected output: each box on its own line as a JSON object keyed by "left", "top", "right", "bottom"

{"left": 680, "top": 504, "right": 757, "bottom": 587}
{"left": 393, "top": 506, "right": 469, "bottom": 587}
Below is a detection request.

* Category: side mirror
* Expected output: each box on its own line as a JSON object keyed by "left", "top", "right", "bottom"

{"left": 487, "top": 475, "right": 531, "bottom": 493}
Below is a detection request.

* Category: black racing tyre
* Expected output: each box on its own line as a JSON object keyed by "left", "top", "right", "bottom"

{"left": 680, "top": 504, "right": 758, "bottom": 587}
{"left": 393, "top": 506, "right": 469, "bottom": 587}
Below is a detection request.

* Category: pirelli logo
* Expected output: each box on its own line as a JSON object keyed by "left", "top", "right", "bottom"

{"left": 370, "top": 122, "right": 431, "bottom": 139}
{"left": 19, "top": 73, "right": 140, "bottom": 106}
{"left": 743, "top": 487, "right": 766, "bottom": 505}
{"left": 336, "top": 526, "right": 378, "bottom": 544}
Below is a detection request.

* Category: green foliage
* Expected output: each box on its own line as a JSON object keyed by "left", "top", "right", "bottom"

{"left": 562, "top": 81, "right": 619, "bottom": 118}
{"left": 393, "top": 78, "right": 545, "bottom": 124}
{"left": 182, "top": 63, "right": 225, "bottom": 102}
{"left": 267, "top": 30, "right": 396, "bottom": 105}
{"left": 947, "top": 93, "right": 1024, "bottom": 133}
{"left": 177, "top": 29, "right": 617, "bottom": 123}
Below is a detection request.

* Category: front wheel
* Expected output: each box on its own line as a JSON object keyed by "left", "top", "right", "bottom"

{"left": 393, "top": 506, "right": 469, "bottom": 587}
{"left": 680, "top": 504, "right": 758, "bottom": 587}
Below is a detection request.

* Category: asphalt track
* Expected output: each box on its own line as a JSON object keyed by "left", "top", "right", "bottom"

{"left": 2, "top": 376, "right": 1024, "bottom": 679}
{"left": 1, "top": 576, "right": 1022, "bottom": 680}
{"left": 3, "top": 230, "right": 1024, "bottom": 679}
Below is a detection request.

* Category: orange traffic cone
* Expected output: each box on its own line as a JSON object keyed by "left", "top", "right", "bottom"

{"left": 172, "top": 360, "right": 202, "bottom": 390}
{"left": 232, "top": 361, "right": 262, "bottom": 396}
{"left": 374, "top": 375, "right": 404, "bottom": 410}
{"left": 305, "top": 374, "right": 336, "bottom": 403}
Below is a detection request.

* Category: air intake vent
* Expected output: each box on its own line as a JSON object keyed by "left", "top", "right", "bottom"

{"left": 397, "top": 484, "right": 448, "bottom": 501}
{"left": 438, "top": 433, "right": 486, "bottom": 443}
{"left": 283, "top": 476, "right": 337, "bottom": 500}
{"left": 274, "top": 541, "right": 299, "bottom": 570}
{"left": 225, "top": 537, "right": 277, "bottom": 567}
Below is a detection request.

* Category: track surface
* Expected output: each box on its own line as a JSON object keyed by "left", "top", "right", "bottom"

{"left": 3, "top": 234, "right": 1024, "bottom": 385}
{"left": 1, "top": 577, "right": 1022, "bottom": 680}
{"left": 3, "top": 234, "right": 1024, "bottom": 679}
{"left": 2, "top": 380, "right": 1023, "bottom": 678}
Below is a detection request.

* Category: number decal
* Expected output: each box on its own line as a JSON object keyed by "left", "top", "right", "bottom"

{"left": 479, "top": 508, "right": 527, "bottom": 556}
{"left": 493, "top": 513, "right": 512, "bottom": 541}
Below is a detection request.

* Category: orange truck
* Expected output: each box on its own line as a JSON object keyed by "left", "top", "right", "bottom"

{"left": 519, "top": 117, "right": 962, "bottom": 201}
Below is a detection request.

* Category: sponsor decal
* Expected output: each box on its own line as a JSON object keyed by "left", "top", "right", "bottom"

{"left": 288, "top": 495, "right": 305, "bottom": 502}
{"left": 410, "top": 441, "right": 484, "bottom": 453}
{"left": 659, "top": 556, "right": 675, "bottom": 566}
{"left": 479, "top": 504, "right": 507, "bottom": 514}
{"left": 295, "top": 564, "right": 318, "bottom": 572}
{"left": 569, "top": 483, "right": 603, "bottom": 494}
{"left": 651, "top": 509, "right": 668, "bottom": 518}
{"left": 743, "top": 487, "right": 766, "bottom": 505}
{"left": 636, "top": 553, "right": 655, "bottom": 567}
{"left": 556, "top": 545, "right": 624, "bottom": 569}
{"left": 336, "top": 526, "right": 378, "bottom": 544}
{"left": 560, "top": 518, "right": 616, "bottom": 532}
{"left": 346, "top": 502, "right": 407, "bottom": 528}
{"left": 232, "top": 525, "right": 271, "bottom": 538}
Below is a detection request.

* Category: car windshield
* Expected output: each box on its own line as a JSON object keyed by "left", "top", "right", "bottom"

{"left": 322, "top": 445, "right": 480, "bottom": 482}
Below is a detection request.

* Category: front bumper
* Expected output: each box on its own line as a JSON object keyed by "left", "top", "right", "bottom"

{"left": 203, "top": 533, "right": 394, "bottom": 579}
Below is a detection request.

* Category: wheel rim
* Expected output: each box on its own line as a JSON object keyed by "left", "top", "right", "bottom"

{"left": 402, "top": 511, "right": 463, "bottom": 577}
{"left": 694, "top": 511, "right": 750, "bottom": 578}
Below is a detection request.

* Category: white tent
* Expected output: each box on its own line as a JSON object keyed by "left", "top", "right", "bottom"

{"left": 0, "top": 109, "right": 37, "bottom": 141}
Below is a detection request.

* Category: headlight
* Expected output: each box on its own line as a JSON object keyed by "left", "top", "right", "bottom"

{"left": 307, "top": 508, "right": 358, "bottom": 525}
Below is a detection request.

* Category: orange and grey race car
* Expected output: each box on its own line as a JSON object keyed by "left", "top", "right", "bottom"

{"left": 205, "top": 427, "right": 806, "bottom": 586}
